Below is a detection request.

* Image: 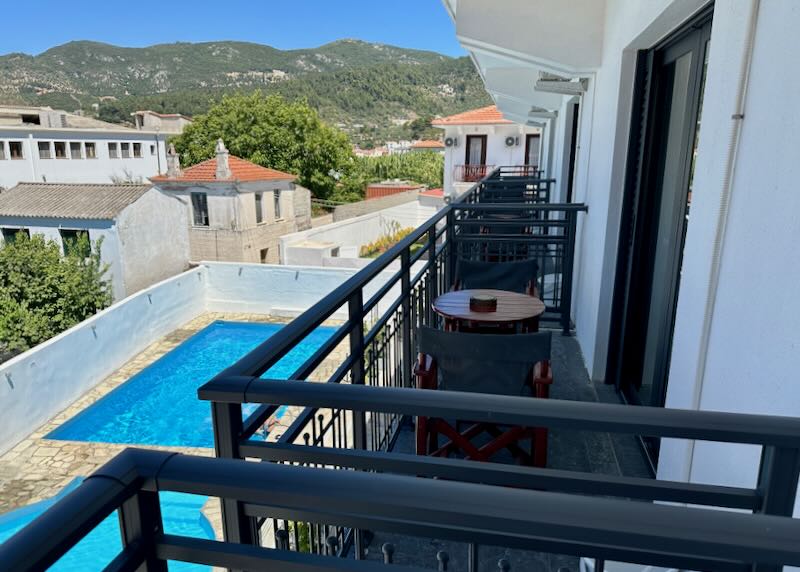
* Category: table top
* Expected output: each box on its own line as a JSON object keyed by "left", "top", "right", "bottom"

{"left": 432, "top": 289, "right": 545, "bottom": 323}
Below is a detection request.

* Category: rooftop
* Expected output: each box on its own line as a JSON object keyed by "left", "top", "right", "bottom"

{"left": 0, "top": 183, "right": 152, "bottom": 220}
{"left": 411, "top": 139, "right": 445, "bottom": 148}
{"left": 151, "top": 155, "right": 296, "bottom": 184}
{"left": 431, "top": 104, "right": 514, "bottom": 126}
{"left": 0, "top": 105, "right": 157, "bottom": 134}
{"left": 133, "top": 110, "right": 192, "bottom": 121}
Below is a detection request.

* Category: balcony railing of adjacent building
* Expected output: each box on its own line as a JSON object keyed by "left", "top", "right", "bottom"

{"left": 4, "top": 168, "right": 800, "bottom": 571}
{"left": 454, "top": 163, "right": 495, "bottom": 182}
{"left": 455, "top": 164, "right": 543, "bottom": 183}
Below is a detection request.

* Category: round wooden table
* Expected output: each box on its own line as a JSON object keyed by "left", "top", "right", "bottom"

{"left": 432, "top": 289, "right": 545, "bottom": 332}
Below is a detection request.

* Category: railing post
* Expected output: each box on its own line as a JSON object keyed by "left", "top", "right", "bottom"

{"left": 401, "top": 248, "right": 412, "bottom": 389}
{"left": 446, "top": 208, "right": 456, "bottom": 291}
{"left": 427, "top": 226, "right": 438, "bottom": 325}
{"left": 118, "top": 490, "right": 167, "bottom": 571}
{"left": 753, "top": 445, "right": 800, "bottom": 572}
{"left": 348, "top": 289, "right": 367, "bottom": 450}
{"left": 212, "top": 401, "right": 259, "bottom": 551}
{"left": 560, "top": 209, "right": 577, "bottom": 336}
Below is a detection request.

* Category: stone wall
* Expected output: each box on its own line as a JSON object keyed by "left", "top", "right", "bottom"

{"left": 332, "top": 189, "right": 419, "bottom": 222}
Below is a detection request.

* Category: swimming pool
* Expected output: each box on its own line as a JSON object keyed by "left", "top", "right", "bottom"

{"left": 47, "top": 321, "right": 337, "bottom": 448}
{"left": 0, "top": 478, "right": 214, "bottom": 571}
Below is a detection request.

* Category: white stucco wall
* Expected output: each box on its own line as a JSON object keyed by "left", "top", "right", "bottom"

{"left": 0, "top": 129, "right": 167, "bottom": 189}
{"left": 439, "top": 123, "right": 541, "bottom": 196}
{"left": 280, "top": 200, "right": 438, "bottom": 266}
{"left": 0, "top": 216, "right": 126, "bottom": 299}
{"left": 117, "top": 188, "right": 191, "bottom": 295}
{"left": 658, "top": 1, "right": 800, "bottom": 520}
{"left": 0, "top": 267, "right": 206, "bottom": 455}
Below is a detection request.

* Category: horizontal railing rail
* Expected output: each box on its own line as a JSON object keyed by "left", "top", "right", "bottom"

{"left": 203, "top": 379, "right": 800, "bottom": 512}
{"left": 3, "top": 448, "right": 800, "bottom": 572}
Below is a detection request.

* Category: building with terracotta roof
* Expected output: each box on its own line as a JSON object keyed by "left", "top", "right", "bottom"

{"left": 0, "top": 182, "right": 189, "bottom": 299}
{"left": 410, "top": 140, "right": 445, "bottom": 153}
{"left": 432, "top": 105, "right": 541, "bottom": 197}
{"left": 152, "top": 140, "right": 311, "bottom": 264}
{"left": 132, "top": 110, "right": 193, "bottom": 135}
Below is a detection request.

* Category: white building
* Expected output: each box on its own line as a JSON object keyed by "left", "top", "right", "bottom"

{"left": 131, "top": 110, "right": 193, "bottom": 135}
{"left": 0, "top": 105, "right": 168, "bottom": 190}
{"left": 432, "top": 105, "right": 542, "bottom": 197}
{"left": 0, "top": 182, "right": 189, "bottom": 299}
{"left": 446, "top": 0, "right": 800, "bottom": 515}
{"left": 152, "top": 141, "right": 312, "bottom": 264}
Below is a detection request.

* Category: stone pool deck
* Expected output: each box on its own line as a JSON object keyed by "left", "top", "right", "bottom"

{"left": 0, "top": 312, "right": 347, "bottom": 547}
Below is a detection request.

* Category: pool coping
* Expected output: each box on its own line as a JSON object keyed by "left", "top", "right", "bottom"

{"left": 0, "top": 311, "right": 348, "bottom": 550}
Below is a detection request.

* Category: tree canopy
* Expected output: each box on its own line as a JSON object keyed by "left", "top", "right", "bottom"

{"left": 0, "top": 233, "right": 112, "bottom": 360}
{"left": 172, "top": 92, "right": 354, "bottom": 199}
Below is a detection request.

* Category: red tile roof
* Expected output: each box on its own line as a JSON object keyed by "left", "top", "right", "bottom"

{"left": 431, "top": 105, "right": 513, "bottom": 126}
{"left": 420, "top": 187, "right": 444, "bottom": 197}
{"left": 411, "top": 139, "right": 445, "bottom": 149}
{"left": 152, "top": 156, "right": 296, "bottom": 183}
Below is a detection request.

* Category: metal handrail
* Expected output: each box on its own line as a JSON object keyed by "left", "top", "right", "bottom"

{"left": 3, "top": 448, "right": 800, "bottom": 571}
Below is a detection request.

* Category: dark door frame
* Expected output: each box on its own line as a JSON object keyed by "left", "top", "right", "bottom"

{"left": 566, "top": 102, "right": 580, "bottom": 203}
{"left": 524, "top": 133, "right": 541, "bottom": 167}
{"left": 606, "top": 7, "right": 713, "bottom": 463}
{"left": 464, "top": 134, "right": 488, "bottom": 165}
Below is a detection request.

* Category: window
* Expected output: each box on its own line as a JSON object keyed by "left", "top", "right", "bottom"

{"left": 9, "top": 141, "right": 23, "bottom": 159}
{"left": 70, "top": 142, "right": 82, "bottom": 160}
{"left": 38, "top": 142, "right": 52, "bottom": 159}
{"left": 260, "top": 248, "right": 269, "bottom": 264}
{"left": 85, "top": 142, "right": 96, "bottom": 159}
{"left": 121, "top": 143, "right": 131, "bottom": 158}
{"left": 108, "top": 142, "right": 119, "bottom": 159}
{"left": 274, "top": 190, "right": 282, "bottom": 219}
{"left": 191, "top": 192, "right": 209, "bottom": 226}
{"left": 150, "top": 144, "right": 156, "bottom": 156}
{"left": 60, "top": 229, "right": 91, "bottom": 257}
{"left": 133, "top": 143, "right": 142, "bottom": 158}
{"left": 54, "top": 142, "right": 67, "bottom": 159}
{"left": 2, "top": 228, "right": 29, "bottom": 244}
{"left": 255, "top": 193, "right": 263, "bottom": 224}
{"left": 0, "top": 142, "right": 5, "bottom": 160}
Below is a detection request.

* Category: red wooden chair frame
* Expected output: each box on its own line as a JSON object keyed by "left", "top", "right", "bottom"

{"left": 414, "top": 353, "right": 552, "bottom": 467}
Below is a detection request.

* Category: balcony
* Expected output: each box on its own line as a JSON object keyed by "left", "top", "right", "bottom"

{"left": 454, "top": 164, "right": 495, "bottom": 182}
{"left": 3, "top": 168, "right": 800, "bottom": 571}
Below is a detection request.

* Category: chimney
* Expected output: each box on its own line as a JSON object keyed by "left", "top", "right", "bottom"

{"left": 166, "top": 144, "right": 182, "bottom": 178}
{"left": 215, "top": 138, "right": 231, "bottom": 179}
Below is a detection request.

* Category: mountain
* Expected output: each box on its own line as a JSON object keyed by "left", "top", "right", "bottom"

{"left": 0, "top": 39, "right": 491, "bottom": 143}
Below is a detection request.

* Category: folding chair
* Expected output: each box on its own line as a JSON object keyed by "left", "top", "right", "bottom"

{"left": 414, "top": 327, "right": 552, "bottom": 467}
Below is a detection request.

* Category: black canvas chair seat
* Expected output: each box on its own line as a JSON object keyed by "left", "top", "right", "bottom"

{"left": 455, "top": 258, "right": 539, "bottom": 295}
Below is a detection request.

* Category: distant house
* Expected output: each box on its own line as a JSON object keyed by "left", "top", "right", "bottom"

{"left": 131, "top": 110, "right": 193, "bottom": 135}
{"left": 410, "top": 140, "right": 445, "bottom": 154}
{"left": 0, "top": 105, "right": 168, "bottom": 190}
{"left": 151, "top": 140, "right": 312, "bottom": 264}
{"left": 365, "top": 180, "right": 425, "bottom": 200}
{"left": 0, "top": 182, "right": 189, "bottom": 300}
{"left": 432, "top": 105, "right": 541, "bottom": 198}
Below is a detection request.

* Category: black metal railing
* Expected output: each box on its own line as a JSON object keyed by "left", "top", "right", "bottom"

{"left": 196, "top": 168, "right": 586, "bottom": 557}
{"left": 3, "top": 447, "right": 800, "bottom": 572}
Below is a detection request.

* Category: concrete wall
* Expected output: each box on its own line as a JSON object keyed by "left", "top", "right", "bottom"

{"left": 0, "top": 216, "right": 126, "bottom": 299}
{"left": 281, "top": 200, "right": 439, "bottom": 266}
{"left": 0, "top": 130, "right": 167, "bottom": 189}
{"left": 331, "top": 189, "right": 419, "bottom": 222}
{"left": 117, "top": 188, "right": 191, "bottom": 295}
{"left": 0, "top": 267, "right": 206, "bottom": 455}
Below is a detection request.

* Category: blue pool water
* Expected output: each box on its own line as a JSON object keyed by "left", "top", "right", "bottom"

{"left": 0, "top": 478, "right": 214, "bottom": 571}
{"left": 47, "top": 321, "right": 337, "bottom": 447}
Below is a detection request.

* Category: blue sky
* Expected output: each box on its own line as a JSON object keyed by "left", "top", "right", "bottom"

{"left": 0, "top": 1, "right": 464, "bottom": 57}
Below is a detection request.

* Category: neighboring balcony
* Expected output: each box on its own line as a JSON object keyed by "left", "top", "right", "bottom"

{"left": 4, "top": 168, "right": 800, "bottom": 572}
{"left": 454, "top": 163, "right": 495, "bottom": 182}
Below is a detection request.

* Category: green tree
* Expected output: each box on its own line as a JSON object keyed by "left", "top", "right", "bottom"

{"left": 334, "top": 152, "right": 444, "bottom": 202}
{"left": 172, "top": 92, "right": 354, "bottom": 199}
{"left": 0, "top": 233, "right": 112, "bottom": 357}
